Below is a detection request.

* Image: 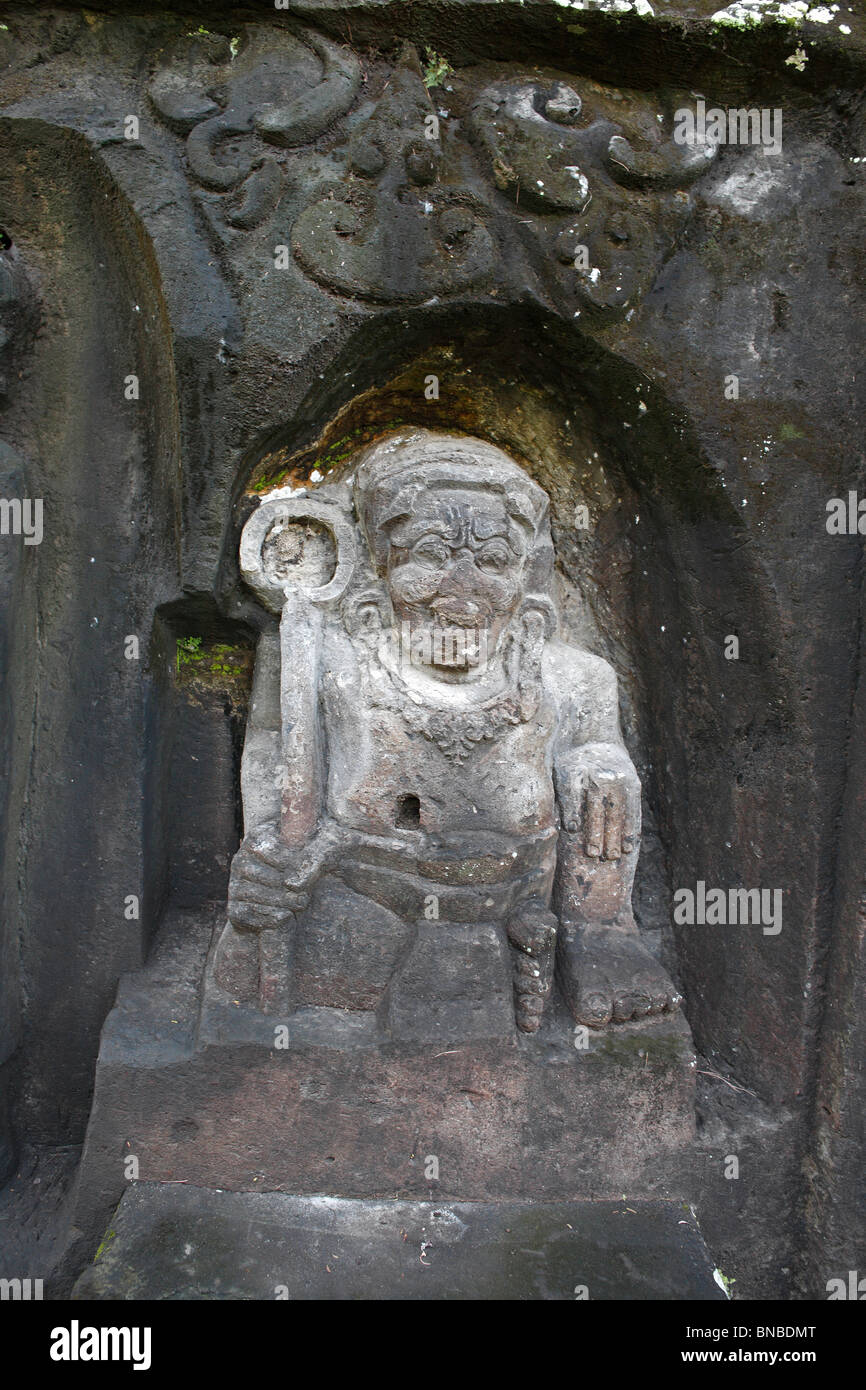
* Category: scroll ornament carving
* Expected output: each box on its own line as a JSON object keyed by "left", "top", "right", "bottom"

{"left": 147, "top": 29, "right": 717, "bottom": 316}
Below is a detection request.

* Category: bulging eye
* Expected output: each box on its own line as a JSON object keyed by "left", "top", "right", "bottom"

{"left": 412, "top": 540, "right": 449, "bottom": 570}
{"left": 475, "top": 543, "right": 511, "bottom": 574}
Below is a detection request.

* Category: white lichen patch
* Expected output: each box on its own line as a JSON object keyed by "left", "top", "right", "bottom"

{"left": 710, "top": 160, "right": 791, "bottom": 218}
{"left": 711, "top": 0, "right": 840, "bottom": 23}
{"left": 563, "top": 166, "right": 590, "bottom": 200}
{"left": 552, "top": 0, "right": 654, "bottom": 14}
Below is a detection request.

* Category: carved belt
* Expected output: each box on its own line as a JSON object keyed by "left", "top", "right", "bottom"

{"left": 331, "top": 827, "right": 558, "bottom": 924}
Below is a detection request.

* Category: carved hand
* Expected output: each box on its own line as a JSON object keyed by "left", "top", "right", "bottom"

{"left": 554, "top": 741, "right": 641, "bottom": 861}
{"left": 227, "top": 823, "right": 332, "bottom": 934}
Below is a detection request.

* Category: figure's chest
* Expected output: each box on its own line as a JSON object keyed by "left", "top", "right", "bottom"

{"left": 321, "top": 662, "right": 557, "bottom": 836}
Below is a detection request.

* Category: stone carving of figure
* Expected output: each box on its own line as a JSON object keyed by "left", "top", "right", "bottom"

{"left": 213, "top": 430, "right": 679, "bottom": 1040}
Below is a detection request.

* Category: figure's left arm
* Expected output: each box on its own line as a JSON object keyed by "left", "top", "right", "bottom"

{"left": 547, "top": 645, "right": 641, "bottom": 863}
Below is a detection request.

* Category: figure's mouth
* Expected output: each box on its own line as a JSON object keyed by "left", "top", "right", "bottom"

{"left": 430, "top": 595, "right": 492, "bottom": 628}
{"left": 395, "top": 613, "right": 490, "bottom": 672}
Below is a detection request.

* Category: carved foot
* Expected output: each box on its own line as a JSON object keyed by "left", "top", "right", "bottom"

{"left": 211, "top": 920, "right": 293, "bottom": 1014}
{"left": 557, "top": 923, "right": 681, "bottom": 1028}
{"left": 212, "top": 920, "right": 259, "bottom": 1002}
{"left": 507, "top": 901, "right": 557, "bottom": 1034}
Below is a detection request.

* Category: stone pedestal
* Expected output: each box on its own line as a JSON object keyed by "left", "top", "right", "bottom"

{"left": 66, "top": 909, "right": 699, "bottom": 1291}
{"left": 73, "top": 1187, "right": 725, "bottom": 1301}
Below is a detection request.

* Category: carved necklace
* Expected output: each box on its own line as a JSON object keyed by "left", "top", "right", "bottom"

{"left": 348, "top": 608, "right": 545, "bottom": 764}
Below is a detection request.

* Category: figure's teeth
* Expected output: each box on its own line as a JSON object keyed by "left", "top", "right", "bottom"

{"left": 434, "top": 607, "right": 483, "bottom": 628}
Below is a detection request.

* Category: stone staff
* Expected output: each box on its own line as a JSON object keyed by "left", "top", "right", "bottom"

{"left": 239, "top": 490, "right": 355, "bottom": 847}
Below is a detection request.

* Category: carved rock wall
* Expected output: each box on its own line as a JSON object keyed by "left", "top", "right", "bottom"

{"left": 0, "top": 1, "right": 863, "bottom": 1297}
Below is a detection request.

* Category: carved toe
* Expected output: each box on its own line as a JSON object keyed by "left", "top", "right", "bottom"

{"left": 576, "top": 989, "right": 612, "bottom": 1028}
{"left": 559, "top": 925, "right": 681, "bottom": 1029}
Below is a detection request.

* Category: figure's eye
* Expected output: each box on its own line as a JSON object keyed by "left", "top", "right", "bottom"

{"left": 475, "top": 542, "right": 512, "bottom": 574}
{"left": 412, "top": 539, "right": 450, "bottom": 570}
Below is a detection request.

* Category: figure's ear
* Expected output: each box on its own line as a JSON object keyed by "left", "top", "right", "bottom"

{"left": 524, "top": 531, "right": 555, "bottom": 598}
{"left": 341, "top": 586, "right": 392, "bottom": 640}
{"left": 519, "top": 594, "right": 558, "bottom": 640}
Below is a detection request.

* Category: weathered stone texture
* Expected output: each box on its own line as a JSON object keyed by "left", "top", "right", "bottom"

{"left": 0, "top": 0, "right": 862, "bottom": 1298}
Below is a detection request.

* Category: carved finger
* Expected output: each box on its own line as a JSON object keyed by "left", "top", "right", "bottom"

{"left": 250, "top": 836, "right": 298, "bottom": 872}
{"left": 603, "top": 781, "right": 624, "bottom": 861}
{"left": 584, "top": 782, "right": 605, "bottom": 857}
{"left": 229, "top": 901, "right": 287, "bottom": 934}
{"left": 621, "top": 778, "right": 641, "bottom": 854}
{"left": 284, "top": 861, "right": 316, "bottom": 891}
{"left": 563, "top": 785, "right": 582, "bottom": 835}
{"left": 238, "top": 856, "right": 286, "bottom": 889}
{"left": 554, "top": 761, "right": 584, "bottom": 836}
{"left": 231, "top": 874, "right": 288, "bottom": 907}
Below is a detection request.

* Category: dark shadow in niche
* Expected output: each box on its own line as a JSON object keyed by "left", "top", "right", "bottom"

{"left": 145, "top": 597, "right": 256, "bottom": 933}
{"left": 396, "top": 794, "right": 422, "bottom": 829}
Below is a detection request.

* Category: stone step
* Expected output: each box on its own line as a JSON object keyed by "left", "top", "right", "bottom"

{"left": 73, "top": 1185, "right": 725, "bottom": 1301}
{"left": 68, "top": 909, "right": 698, "bottom": 1267}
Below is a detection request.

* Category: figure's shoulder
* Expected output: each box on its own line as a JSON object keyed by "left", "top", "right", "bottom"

{"left": 251, "top": 619, "right": 359, "bottom": 697}
{"left": 541, "top": 639, "right": 618, "bottom": 702}
{"left": 321, "top": 621, "right": 363, "bottom": 694}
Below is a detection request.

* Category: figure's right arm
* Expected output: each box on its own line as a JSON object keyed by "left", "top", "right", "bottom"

{"left": 228, "top": 626, "right": 351, "bottom": 932}
{"left": 240, "top": 628, "right": 282, "bottom": 836}
{"left": 229, "top": 629, "right": 308, "bottom": 934}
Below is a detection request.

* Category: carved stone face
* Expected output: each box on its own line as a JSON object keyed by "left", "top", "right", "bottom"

{"left": 385, "top": 487, "right": 528, "bottom": 674}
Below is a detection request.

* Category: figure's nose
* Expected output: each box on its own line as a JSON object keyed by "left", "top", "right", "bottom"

{"left": 438, "top": 550, "right": 479, "bottom": 591}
